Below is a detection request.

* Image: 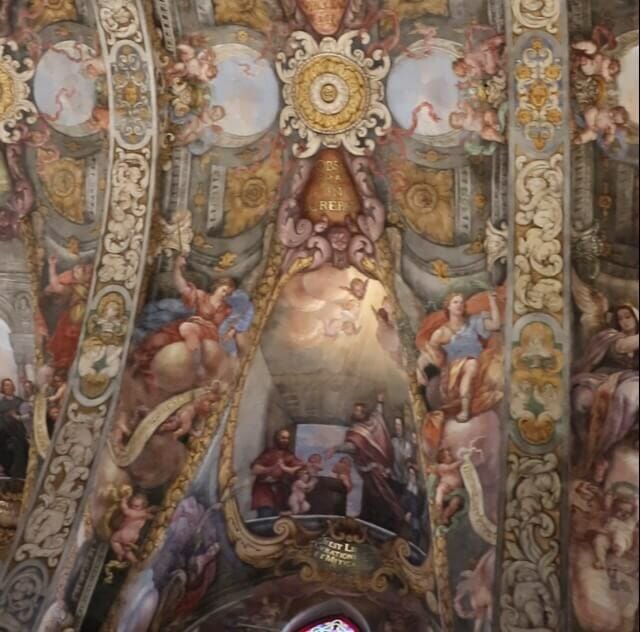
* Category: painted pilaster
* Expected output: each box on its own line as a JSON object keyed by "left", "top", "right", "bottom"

{"left": 0, "top": 1, "right": 159, "bottom": 629}
{"left": 496, "top": 0, "right": 572, "bottom": 630}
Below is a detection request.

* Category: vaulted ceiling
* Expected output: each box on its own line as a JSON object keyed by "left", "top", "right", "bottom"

{"left": 0, "top": 0, "right": 637, "bottom": 631}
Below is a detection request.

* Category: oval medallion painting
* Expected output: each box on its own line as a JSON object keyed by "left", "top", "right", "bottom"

{"left": 188, "top": 43, "right": 280, "bottom": 153}
{"left": 387, "top": 40, "right": 462, "bottom": 142}
{"left": 34, "top": 40, "right": 104, "bottom": 137}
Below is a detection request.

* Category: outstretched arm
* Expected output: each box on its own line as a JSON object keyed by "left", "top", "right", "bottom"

{"left": 251, "top": 461, "right": 279, "bottom": 476}
{"left": 173, "top": 255, "right": 191, "bottom": 296}
{"left": 326, "top": 442, "right": 356, "bottom": 459}
{"left": 45, "top": 256, "right": 64, "bottom": 294}
{"left": 484, "top": 291, "right": 501, "bottom": 331}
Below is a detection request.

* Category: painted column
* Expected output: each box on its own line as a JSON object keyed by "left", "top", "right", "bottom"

{"left": 496, "top": 0, "right": 572, "bottom": 630}
{"left": 0, "top": 1, "right": 159, "bottom": 629}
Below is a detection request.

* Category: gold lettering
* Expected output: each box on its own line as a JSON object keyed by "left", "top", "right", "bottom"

{"left": 320, "top": 160, "right": 339, "bottom": 172}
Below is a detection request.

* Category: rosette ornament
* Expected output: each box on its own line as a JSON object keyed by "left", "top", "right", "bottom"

{"left": 276, "top": 30, "right": 391, "bottom": 157}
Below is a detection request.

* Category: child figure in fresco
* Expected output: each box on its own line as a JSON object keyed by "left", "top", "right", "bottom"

{"left": 592, "top": 495, "right": 639, "bottom": 569}
{"left": 288, "top": 468, "right": 317, "bottom": 515}
{"left": 449, "top": 102, "right": 505, "bottom": 144}
{"left": 332, "top": 456, "right": 354, "bottom": 493}
{"left": 452, "top": 26, "right": 506, "bottom": 79}
{"left": 306, "top": 453, "right": 323, "bottom": 477}
{"left": 110, "top": 493, "right": 158, "bottom": 563}
{"left": 430, "top": 447, "right": 465, "bottom": 525}
{"left": 575, "top": 105, "right": 629, "bottom": 147}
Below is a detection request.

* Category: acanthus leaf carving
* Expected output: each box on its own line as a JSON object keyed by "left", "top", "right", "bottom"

{"left": 513, "top": 152, "right": 564, "bottom": 316}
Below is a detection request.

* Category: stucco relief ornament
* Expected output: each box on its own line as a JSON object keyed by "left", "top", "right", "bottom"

{"left": 98, "top": 0, "right": 142, "bottom": 45}
{"left": 483, "top": 219, "right": 508, "bottom": 270}
{"left": 0, "top": 39, "right": 37, "bottom": 143}
{"left": 276, "top": 30, "right": 391, "bottom": 158}
{"left": 513, "top": 152, "right": 564, "bottom": 316}
{"left": 511, "top": 0, "right": 560, "bottom": 35}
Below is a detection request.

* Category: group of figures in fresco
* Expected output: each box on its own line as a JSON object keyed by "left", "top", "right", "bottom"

{"left": 0, "top": 0, "right": 638, "bottom": 629}
{"left": 95, "top": 254, "right": 255, "bottom": 570}
{"left": 249, "top": 395, "right": 426, "bottom": 544}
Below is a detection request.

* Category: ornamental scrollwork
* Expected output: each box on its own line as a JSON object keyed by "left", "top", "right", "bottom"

{"left": 513, "top": 153, "right": 564, "bottom": 317}
{"left": 99, "top": 0, "right": 143, "bottom": 45}
{"left": 484, "top": 219, "right": 508, "bottom": 271}
{"left": 0, "top": 39, "right": 37, "bottom": 143}
{"left": 500, "top": 452, "right": 561, "bottom": 631}
{"left": 97, "top": 147, "right": 151, "bottom": 289}
{"left": 14, "top": 404, "right": 107, "bottom": 567}
{"left": 511, "top": 0, "right": 560, "bottom": 35}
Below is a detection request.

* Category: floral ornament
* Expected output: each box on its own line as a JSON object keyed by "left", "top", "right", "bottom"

{"left": 515, "top": 38, "right": 562, "bottom": 151}
{"left": 0, "top": 39, "right": 37, "bottom": 143}
{"left": 276, "top": 30, "right": 391, "bottom": 157}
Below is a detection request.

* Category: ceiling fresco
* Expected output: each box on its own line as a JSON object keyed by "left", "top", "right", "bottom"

{"left": 0, "top": 0, "right": 637, "bottom": 631}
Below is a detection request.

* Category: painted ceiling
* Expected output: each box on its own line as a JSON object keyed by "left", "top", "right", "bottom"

{"left": 0, "top": 0, "right": 637, "bottom": 631}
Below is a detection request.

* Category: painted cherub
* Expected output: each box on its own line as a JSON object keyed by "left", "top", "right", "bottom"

{"left": 110, "top": 493, "right": 159, "bottom": 563}
{"left": 450, "top": 101, "right": 505, "bottom": 143}
{"left": 572, "top": 25, "right": 620, "bottom": 82}
{"left": 332, "top": 456, "right": 353, "bottom": 493}
{"left": 429, "top": 447, "right": 465, "bottom": 525}
{"left": 453, "top": 26, "right": 506, "bottom": 80}
{"left": 592, "top": 495, "right": 638, "bottom": 569}
{"left": 46, "top": 372, "right": 67, "bottom": 407}
{"left": 165, "top": 387, "right": 221, "bottom": 439}
{"left": 372, "top": 298, "right": 404, "bottom": 369}
{"left": 288, "top": 468, "right": 317, "bottom": 515}
{"left": 169, "top": 43, "right": 218, "bottom": 83}
{"left": 323, "top": 313, "right": 361, "bottom": 339}
{"left": 575, "top": 105, "right": 629, "bottom": 146}
{"left": 340, "top": 278, "right": 369, "bottom": 302}
{"left": 174, "top": 103, "right": 226, "bottom": 147}
{"left": 306, "top": 453, "right": 324, "bottom": 477}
